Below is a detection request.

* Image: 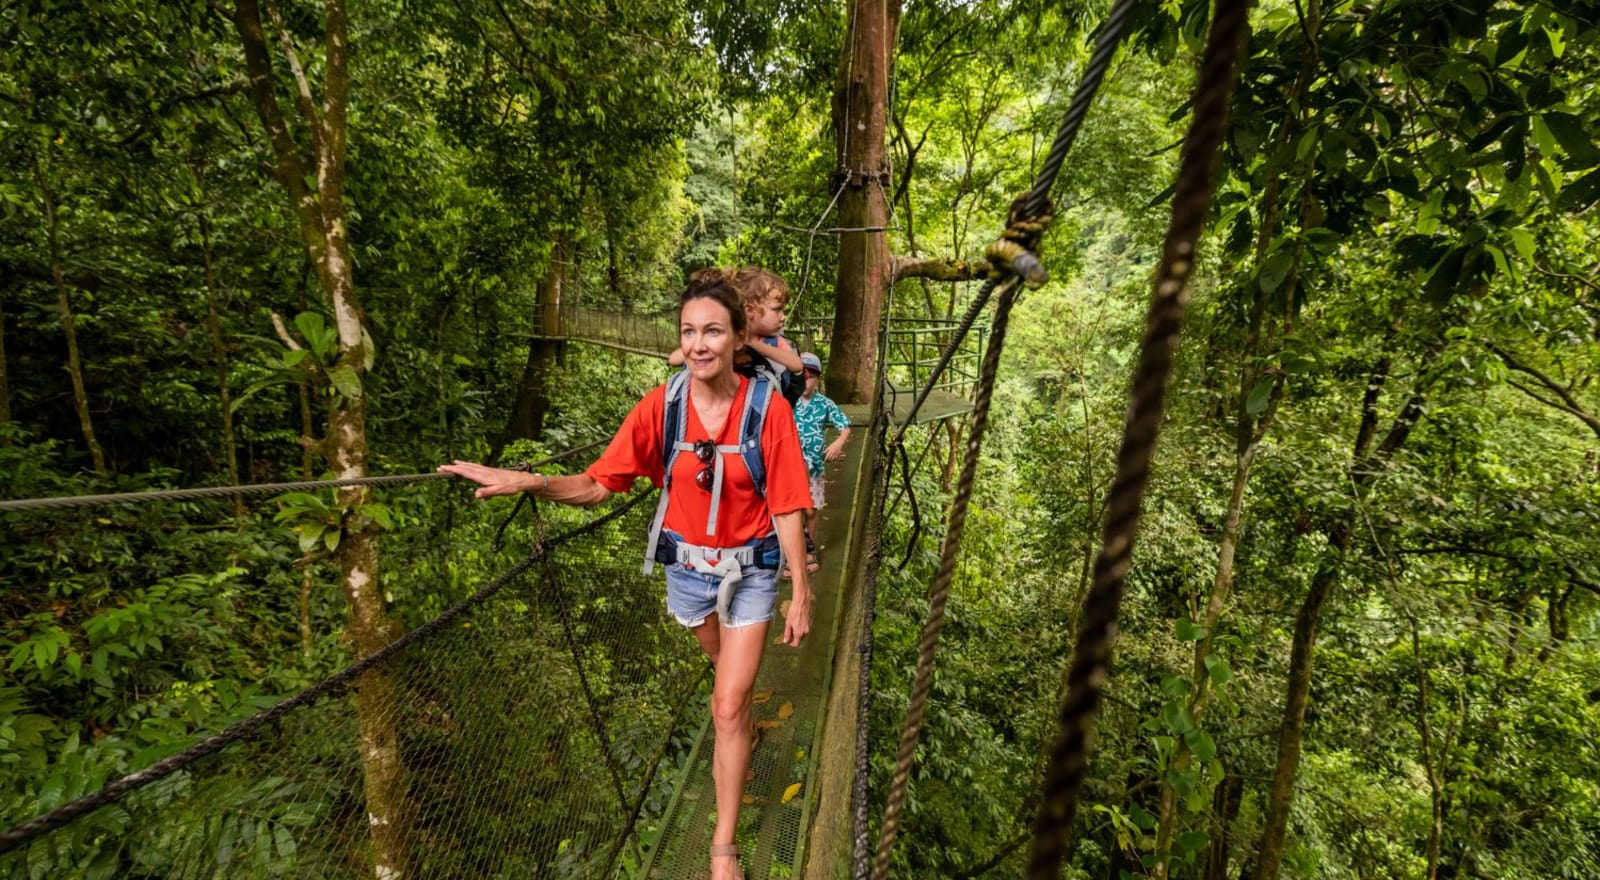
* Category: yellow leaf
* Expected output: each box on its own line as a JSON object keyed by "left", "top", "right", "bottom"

{"left": 752, "top": 690, "right": 775, "bottom": 705}
{"left": 782, "top": 782, "right": 803, "bottom": 804}
{"left": 742, "top": 794, "right": 757, "bottom": 805}
{"left": 795, "top": 749, "right": 806, "bottom": 760}
{"left": 780, "top": 599, "right": 792, "bottom": 617}
{"left": 756, "top": 719, "right": 781, "bottom": 730}
{"left": 777, "top": 701, "right": 794, "bottom": 720}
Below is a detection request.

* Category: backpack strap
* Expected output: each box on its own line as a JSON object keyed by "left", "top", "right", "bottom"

{"left": 643, "top": 370, "right": 692, "bottom": 574}
{"left": 642, "top": 371, "right": 775, "bottom": 574}
{"left": 739, "top": 373, "right": 774, "bottom": 498}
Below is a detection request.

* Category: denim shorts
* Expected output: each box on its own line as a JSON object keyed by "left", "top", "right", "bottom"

{"left": 664, "top": 563, "right": 779, "bottom": 629}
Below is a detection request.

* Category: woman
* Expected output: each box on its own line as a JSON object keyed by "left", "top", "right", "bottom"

{"left": 439, "top": 269, "right": 813, "bottom": 880}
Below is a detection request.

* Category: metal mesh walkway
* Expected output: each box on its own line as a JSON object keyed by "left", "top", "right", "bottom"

{"left": 639, "top": 430, "right": 864, "bottom": 880}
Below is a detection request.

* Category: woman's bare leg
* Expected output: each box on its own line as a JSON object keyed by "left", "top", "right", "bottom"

{"left": 692, "top": 614, "right": 723, "bottom": 667}
{"left": 706, "top": 619, "right": 768, "bottom": 879}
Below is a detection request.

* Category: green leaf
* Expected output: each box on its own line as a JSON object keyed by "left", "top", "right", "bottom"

{"left": 323, "top": 528, "right": 341, "bottom": 553}
{"left": 1177, "top": 831, "right": 1209, "bottom": 854}
{"left": 1161, "top": 701, "right": 1196, "bottom": 735}
{"left": 294, "top": 312, "right": 335, "bottom": 358}
{"left": 1245, "top": 377, "right": 1275, "bottom": 416}
{"left": 1506, "top": 227, "right": 1536, "bottom": 263}
{"left": 327, "top": 367, "right": 362, "bottom": 400}
{"left": 359, "top": 503, "right": 393, "bottom": 529}
{"left": 297, "top": 527, "right": 322, "bottom": 554}
{"left": 1542, "top": 113, "right": 1598, "bottom": 166}
{"left": 1257, "top": 249, "right": 1294, "bottom": 293}
{"left": 1185, "top": 728, "right": 1218, "bottom": 762}
{"left": 1175, "top": 617, "right": 1207, "bottom": 641}
{"left": 1556, "top": 168, "right": 1600, "bottom": 212}
{"left": 1203, "top": 653, "right": 1234, "bottom": 685}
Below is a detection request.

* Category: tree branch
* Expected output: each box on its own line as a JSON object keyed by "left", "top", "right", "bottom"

{"left": 231, "top": 0, "right": 324, "bottom": 249}
{"left": 891, "top": 253, "right": 993, "bottom": 282}
{"left": 265, "top": 0, "right": 325, "bottom": 161}
{"left": 1488, "top": 341, "right": 1600, "bottom": 441}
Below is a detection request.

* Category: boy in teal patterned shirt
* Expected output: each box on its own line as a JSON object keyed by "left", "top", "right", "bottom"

{"left": 792, "top": 352, "right": 852, "bottom": 573}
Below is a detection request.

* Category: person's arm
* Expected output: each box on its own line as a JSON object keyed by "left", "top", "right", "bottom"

{"left": 823, "top": 401, "right": 852, "bottom": 461}
{"left": 773, "top": 509, "right": 811, "bottom": 646}
{"left": 667, "top": 349, "right": 686, "bottom": 366}
{"left": 437, "top": 461, "right": 614, "bottom": 507}
{"left": 746, "top": 336, "right": 803, "bottom": 373}
{"left": 823, "top": 426, "right": 852, "bottom": 462}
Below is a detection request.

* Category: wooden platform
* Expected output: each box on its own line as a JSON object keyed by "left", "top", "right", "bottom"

{"left": 838, "top": 386, "right": 974, "bottom": 427}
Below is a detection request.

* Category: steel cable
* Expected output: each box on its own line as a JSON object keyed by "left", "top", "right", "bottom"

{"left": 0, "top": 439, "right": 609, "bottom": 513}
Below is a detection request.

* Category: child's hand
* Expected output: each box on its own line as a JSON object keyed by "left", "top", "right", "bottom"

{"left": 824, "top": 441, "right": 846, "bottom": 462}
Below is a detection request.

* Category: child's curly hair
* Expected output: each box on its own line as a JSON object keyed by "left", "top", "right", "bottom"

{"left": 731, "top": 266, "right": 790, "bottom": 311}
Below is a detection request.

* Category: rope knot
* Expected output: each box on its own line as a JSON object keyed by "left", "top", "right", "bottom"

{"left": 985, "top": 195, "right": 1053, "bottom": 288}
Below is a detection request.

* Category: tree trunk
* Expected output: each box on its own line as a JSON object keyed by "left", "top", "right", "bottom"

{"left": 503, "top": 232, "right": 568, "bottom": 448}
{"left": 828, "top": 0, "right": 900, "bottom": 404}
{"left": 1152, "top": 181, "right": 1294, "bottom": 880}
{"left": 232, "top": 1, "right": 410, "bottom": 875}
{"left": 0, "top": 298, "right": 11, "bottom": 441}
{"left": 198, "top": 212, "right": 243, "bottom": 508}
{"left": 1409, "top": 619, "right": 1444, "bottom": 880}
{"left": 1254, "top": 358, "right": 1431, "bottom": 880}
{"left": 1203, "top": 771, "right": 1243, "bottom": 880}
{"left": 32, "top": 150, "right": 108, "bottom": 478}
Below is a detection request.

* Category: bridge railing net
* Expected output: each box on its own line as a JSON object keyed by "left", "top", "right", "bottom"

{"left": 538, "top": 304, "right": 681, "bottom": 356}
{"left": 3, "top": 493, "right": 705, "bottom": 880}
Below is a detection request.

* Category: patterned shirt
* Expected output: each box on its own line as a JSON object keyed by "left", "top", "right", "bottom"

{"left": 793, "top": 392, "right": 852, "bottom": 476}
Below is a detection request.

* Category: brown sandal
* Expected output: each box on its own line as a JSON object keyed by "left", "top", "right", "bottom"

{"left": 710, "top": 843, "right": 745, "bottom": 880}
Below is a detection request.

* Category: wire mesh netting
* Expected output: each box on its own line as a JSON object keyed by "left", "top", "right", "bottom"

{"left": 2, "top": 492, "right": 710, "bottom": 880}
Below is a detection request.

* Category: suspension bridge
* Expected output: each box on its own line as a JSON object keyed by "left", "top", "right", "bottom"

{"left": 0, "top": 0, "right": 1247, "bottom": 873}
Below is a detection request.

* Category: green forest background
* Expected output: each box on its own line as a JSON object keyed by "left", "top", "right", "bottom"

{"left": 2, "top": 0, "right": 1598, "bottom": 878}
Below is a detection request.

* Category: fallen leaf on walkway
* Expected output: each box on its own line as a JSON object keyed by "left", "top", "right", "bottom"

{"left": 752, "top": 689, "right": 774, "bottom": 704}
{"left": 779, "top": 599, "right": 792, "bottom": 617}
{"left": 782, "top": 782, "right": 803, "bottom": 804}
{"left": 756, "top": 719, "right": 781, "bottom": 730}
{"left": 777, "top": 700, "right": 794, "bottom": 720}
{"left": 742, "top": 794, "right": 758, "bottom": 806}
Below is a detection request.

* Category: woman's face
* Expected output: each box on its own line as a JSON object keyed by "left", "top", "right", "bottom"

{"left": 679, "top": 296, "right": 742, "bottom": 382}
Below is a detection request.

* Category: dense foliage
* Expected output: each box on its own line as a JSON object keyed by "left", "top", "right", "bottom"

{"left": 3, "top": 0, "right": 1598, "bottom": 878}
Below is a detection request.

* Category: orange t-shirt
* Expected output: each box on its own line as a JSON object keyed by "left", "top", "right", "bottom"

{"left": 586, "top": 375, "right": 812, "bottom": 547}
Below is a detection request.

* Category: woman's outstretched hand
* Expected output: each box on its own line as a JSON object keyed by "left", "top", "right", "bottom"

{"left": 784, "top": 590, "right": 812, "bottom": 647}
{"left": 437, "top": 461, "right": 535, "bottom": 499}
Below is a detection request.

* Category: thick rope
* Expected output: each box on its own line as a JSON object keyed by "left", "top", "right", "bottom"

{"left": 0, "top": 439, "right": 609, "bottom": 513}
{"left": 888, "top": 0, "right": 1139, "bottom": 439}
{"left": 867, "top": 0, "right": 1144, "bottom": 873}
{"left": 0, "top": 490, "right": 654, "bottom": 856}
{"left": 872, "top": 276, "right": 1025, "bottom": 880}
{"left": 1025, "top": 0, "right": 1251, "bottom": 874}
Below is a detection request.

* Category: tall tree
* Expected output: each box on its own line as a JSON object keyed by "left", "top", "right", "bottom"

{"left": 228, "top": 0, "right": 411, "bottom": 874}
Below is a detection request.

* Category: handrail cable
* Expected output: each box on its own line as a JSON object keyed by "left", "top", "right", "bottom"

{"left": 0, "top": 439, "right": 610, "bottom": 513}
